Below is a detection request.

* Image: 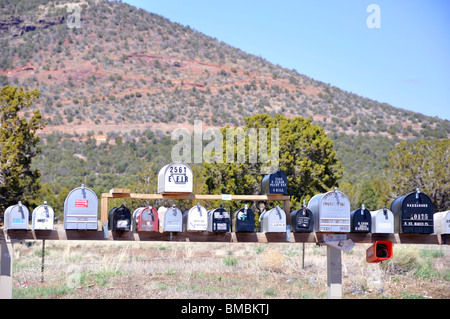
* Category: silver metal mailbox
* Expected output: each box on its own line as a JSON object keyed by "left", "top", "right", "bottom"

{"left": 260, "top": 205, "right": 286, "bottom": 233}
{"left": 370, "top": 208, "right": 394, "bottom": 233}
{"left": 4, "top": 201, "right": 29, "bottom": 230}
{"left": 207, "top": 205, "right": 230, "bottom": 232}
{"left": 307, "top": 188, "right": 351, "bottom": 233}
{"left": 158, "top": 162, "right": 193, "bottom": 194}
{"left": 64, "top": 184, "right": 98, "bottom": 230}
{"left": 434, "top": 211, "right": 450, "bottom": 235}
{"left": 158, "top": 205, "right": 183, "bottom": 232}
{"left": 32, "top": 201, "right": 54, "bottom": 230}
{"left": 183, "top": 203, "right": 208, "bottom": 232}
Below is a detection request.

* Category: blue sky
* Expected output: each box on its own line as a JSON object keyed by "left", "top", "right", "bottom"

{"left": 124, "top": 0, "right": 450, "bottom": 121}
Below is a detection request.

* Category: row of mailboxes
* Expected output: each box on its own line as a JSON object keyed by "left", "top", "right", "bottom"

{"left": 3, "top": 201, "right": 55, "bottom": 230}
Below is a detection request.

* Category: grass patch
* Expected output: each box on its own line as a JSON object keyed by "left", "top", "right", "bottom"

{"left": 222, "top": 256, "right": 238, "bottom": 267}
{"left": 13, "top": 284, "right": 74, "bottom": 299}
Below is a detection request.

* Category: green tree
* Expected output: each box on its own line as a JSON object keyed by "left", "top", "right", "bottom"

{"left": 203, "top": 114, "right": 343, "bottom": 210}
{"left": 386, "top": 139, "right": 449, "bottom": 211}
{"left": 0, "top": 85, "right": 46, "bottom": 210}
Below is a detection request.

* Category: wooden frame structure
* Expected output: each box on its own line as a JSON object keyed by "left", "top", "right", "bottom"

{"left": 1, "top": 191, "right": 448, "bottom": 300}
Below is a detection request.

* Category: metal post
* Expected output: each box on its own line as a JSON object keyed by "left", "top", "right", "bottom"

{"left": 41, "top": 240, "right": 45, "bottom": 283}
{"left": 327, "top": 246, "right": 342, "bottom": 299}
{"left": 0, "top": 238, "right": 13, "bottom": 299}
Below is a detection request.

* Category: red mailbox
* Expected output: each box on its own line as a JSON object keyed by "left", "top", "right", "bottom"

{"left": 134, "top": 206, "right": 159, "bottom": 232}
{"left": 366, "top": 241, "right": 393, "bottom": 263}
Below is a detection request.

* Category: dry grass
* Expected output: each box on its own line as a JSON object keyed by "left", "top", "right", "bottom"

{"left": 10, "top": 239, "right": 450, "bottom": 299}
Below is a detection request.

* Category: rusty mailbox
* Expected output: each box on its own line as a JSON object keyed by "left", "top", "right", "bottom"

{"left": 64, "top": 184, "right": 98, "bottom": 230}
{"left": 32, "top": 201, "right": 55, "bottom": 230}
{"left": 4, "top": 201, "right": 29, "bottom": 230}
{"left": 390, "top": 189, "right": 435, "bottom": 234}
{"left": 232, "top": 204, "right": 255, "bottom": 232}
{"left": 307, "top": 188, "right": 351, "bottom": 233}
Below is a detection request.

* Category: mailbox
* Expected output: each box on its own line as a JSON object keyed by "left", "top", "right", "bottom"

{"left": 159, "top": 205, "right": 183, "bottom": 232}
{"left": 366, "top": 241, "right": 393, "bottom": 263}
{"left": 307, "top": 188, "right": 351, "bottom": 233}
{"left": 183, "top": 203, "right": 208, "bottom": 232}
{"left": 134, "top": 206, "right": 159, "bottom": 231}
{"left": 64, "top": 184, "right": 98, "bottom": 230}
{"left": 350, "top": 204, "right": 371, "bottom": 233}
{"left": 260, "top": 170, "right": 287, "bottom": 195}
{"left": 32, "top": 201, "right": 54, "bottom": 230}
{"left": 260, "top": 205, "right": 286, "bottom": 233}
{"left": 434, "top": 211, "right": 450, "bottom": 235}
{"left": 4, "top": 201, "right": 29, "bottom": 230}
{"left": 390, "top": 189, "right": 435, "bottom": 234}
{"left": 370, "top": 208, "right": 394, "bottom": 233}
{"left": 290, "top": 202, "right": 314, "bottom": 233}
{"left": 108, "top": 204, "right": 131, "bottom": 231}
{"left": 207, "top": 204, "right": 230, "bottom": 232}
{"left": 158, "top": 162, "right": 193, "bottom": 194}
{"left": 232, "top": 204, "right": 255, "bottom": 232}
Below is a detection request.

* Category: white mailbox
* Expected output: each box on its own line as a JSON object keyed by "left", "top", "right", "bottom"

{"left": 158, "top": 162, "right": 193, "bottom": 194}
{"left": 434, "top": 211, "right": 450, "bottom": 235}
{"left": 4, "top": 201, "right": 29, "bottom": 230}
{"left": 64, "top": 184, "right": 98, "bottom": 230}
{"left": 260, "top": 205, "right": 286, "bottom": 233}
{"left": 158, "top": 205, "right": 183, "bottom": 232}
{"left": 32, "top": 201, "right": 54, "bottom": 230}
{"left": 307, "top": 188, "right": 351, "bottom": 232}
{"left": 370, "top": 208, "right": 394, "bottom": 233}
{"left": 183, "top": 203, "right": 208, "bottom": 232}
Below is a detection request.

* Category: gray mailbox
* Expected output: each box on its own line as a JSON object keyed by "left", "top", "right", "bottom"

{"left": 158, "top": 162, "right": 193, "bottom": 194}
{"left": 370, "top": 208, "right": 394, "bottom": 233}
{"left": 64, "top": 184, "right": 98, "bottom": 230}
{"left": 32, "top": 201, "right": 55, "bottom": 230}
{"left": 183, "top": 203, "right": 208, "bottom": 232}
{"left": 4, "top": 201, "right": 29, "bottom": 230}
{"left": 434, "top": 211, "right": 450, "bottom": 235}
{"left": 307, "top": 188, "right": 351, "bottom": 233}
{"left": 260, "top": 205, "right": 286, "bottom": 233}
{"left": 158, "top": 205, "right": 183, "bottom": 232}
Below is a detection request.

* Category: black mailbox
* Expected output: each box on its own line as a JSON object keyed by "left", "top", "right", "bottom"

{"left": 207, "top": 204, "right": 230, "bottom": 232}
{"left": 260, "top": 170, "right": 287, "bottom": 195}
{"left": 108, "top": 204, "right": 131, "bottom": 231}
{"left": 232, "top": 204, "right": 255, "bottom": 232}
{"left": 350, "top": 205, "right": 372, "bottom": 233}
{"left": 290, "top": 204, "right": 314, "bottom": 233}
{"left": 390, "top": 188, "right": 434, "bottom": 233}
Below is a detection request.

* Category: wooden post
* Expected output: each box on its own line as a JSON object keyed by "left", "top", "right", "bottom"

{"left": 327, "top": 246, "right": 342, "bottom": 299}
{"left": 0, "top": 237, "right": 13, "bottom": 299}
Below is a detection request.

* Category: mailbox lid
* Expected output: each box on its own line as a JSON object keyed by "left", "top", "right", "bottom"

{"left": 64, "top": 185, "right": 98, "bottom": 230}
{"left": 184, "top": 203, "right": 208, "bottom": 231}
{"left": 290, "top": 207, "right": 314, "bottom": 232}
{"left": 350, "top": 207, "right": 372, "bottom": 233}
{"left": 308, "top": 189, "right": 351, "bottom": 232}
{"left": 161, "top": 206, "right": 183, "bottom": 232}
{"left": 5, "top": 203, "right": 29, "bottom": 230}
{"left": 391, "top": 190, "right": 434, "bottom": 233}
{"left": 433, "top": 211, "right": 450, "bottom": 235}
{"left": 262, "top": 206, "right": 286, "bottom": 232}
{"left": 260, "top": 170, "right": 287, "bottom": 195}
{"left": 158, "top": 162, "right": 193, "bottom": 194}
{"left": 232, "top": 206, "right": 255, "bottom": 232}
{"left": 370, "top": 208, "right": 394, "bottom": 233}
{"left": 32, "top": 203, "right": 55, "bottom": 230}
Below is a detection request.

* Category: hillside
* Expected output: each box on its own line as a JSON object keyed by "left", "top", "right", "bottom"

{"left": 0, "top": 0, "right": 449, "bottom": 192}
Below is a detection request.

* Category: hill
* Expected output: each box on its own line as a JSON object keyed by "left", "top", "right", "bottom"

{"left": 0, "top": 0, "right": 448, "bottom": 190}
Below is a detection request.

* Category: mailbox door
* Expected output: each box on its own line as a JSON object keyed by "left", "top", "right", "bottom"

{"left": 260, "top": 170, "right": 287, "bottom": 195}
{"left": 163, "top": 206, "right": 183, "bottom": 232}
{"left": 64, "top": 186, "right": 98, "bottom": 230}
{"left": 210, "top": 208, "right": 230, "bottom": 232}
{"left": 32, "top": 205, "right": 54, "bottom": 230}
{"left": 290, "top": 208, "right": 313, "bottom": 232}
{"left": 138, "top": 207, "right": 158, "bottom": 231}
{"left": 433, "top": 211, "right": 450, "bottom": 235}
{"left": 264, "top": 206, "right": 286, "bottom": 232}
{"left": 350, "top": 208, "right": 371, "bottom": 233}
{"left": 7, "top": 204, "right": 29, "bottom": 230}
{"left": 158, "top": 162, "right": 193, "bottom": 194}
{"left": 186, "top": 204, "right": 207, "bottom": 231}
{"left": 113, "top": 205, "right": 131, "bottom": 231}
{"left": 233, "top": 207, "right": 255, "bottom": 232}
{"left": 308, "top": 190, "right": 350, "bottom": 232}
{"left": 391, "top": 191, "right": 434, "bottom": 234}
{"left": 370, "top": 209, "right": 394, "bottom": 233}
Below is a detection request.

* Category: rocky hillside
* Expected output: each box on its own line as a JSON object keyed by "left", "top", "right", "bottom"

{"left": 1, "top": 0, "right": 448, "bottom": 141}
